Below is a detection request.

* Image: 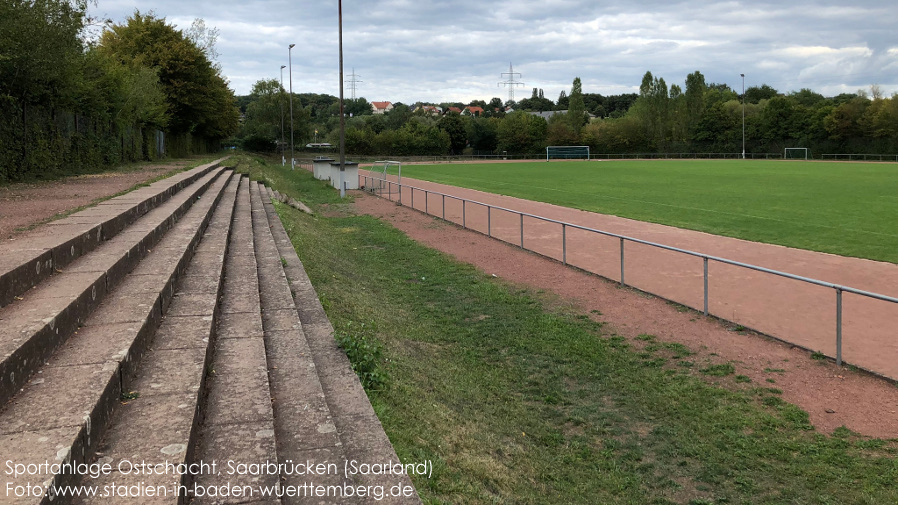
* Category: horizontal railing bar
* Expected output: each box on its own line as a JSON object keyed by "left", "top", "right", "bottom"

{"left": 361, "top": 175, "right": 898, "bottom": 305}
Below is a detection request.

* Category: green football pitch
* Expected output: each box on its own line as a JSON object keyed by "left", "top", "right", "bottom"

{"left": 389, "top": 159, "right": 898, "bottom": 263}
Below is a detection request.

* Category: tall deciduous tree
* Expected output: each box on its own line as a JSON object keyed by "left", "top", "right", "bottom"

{"left": 97, "top": 12, "right": 238, "bottom": 139}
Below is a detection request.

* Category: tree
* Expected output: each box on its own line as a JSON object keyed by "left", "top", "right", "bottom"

{"left": 498, "top": 111, "right": 547, "bottom": 154}
{"left": 745, "top": 84, "right": 778, "bottom": 104}
{"left": 98, "top": 12, "right": 239, "bottom": 139}
{"left": 567, "top": 77, "right": 586, "bottom": 135}
{"left": 466, "top": 117, "right": 499, "bottom": 152}
{"left": 0, "top": 0, "right": 87, "bottom": 107}
{"left": 344, "top": 97, "right": 372, "bottom": 117}
{"left": 557, "top": 90, "right": 569, "bottom": 109}
{"left": 437, "top": 112, "right": 467, "bottom": 154}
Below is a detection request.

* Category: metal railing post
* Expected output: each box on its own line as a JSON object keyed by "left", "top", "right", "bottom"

{"left": 442, "top": 194, "right": 446, "bottom": 219}
{"left": 425, "top": 190, "right": 428, "bottom": 214}
{"left": 620, "top": 238, "right": 625, "bottom": 286}
{"left": 520, "top": 213, "right": 524, "bottom": 248}
{"left": 462, "top": 200, "right": 466, "bottom": 228}
{"left": 562, "top": 223, "right": 567, "bottom": 265}
{"left": 487, "top": 206, "right": 491, "bottom": 237}
{"left": 836, "top": 288, "right": 843, "bottom": 366}
{"left": 703, "top": 257, "right": 709, "bottom": 316}
{"left": 411, "top": 188, "right": 414, "bottom": 209}
{"left": 398, "top": 183, "right": 402, "bottom": 205}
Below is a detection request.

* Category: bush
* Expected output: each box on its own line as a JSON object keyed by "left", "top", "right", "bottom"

{"left": 240, "top": 133, "right": 277, "bottom": 152}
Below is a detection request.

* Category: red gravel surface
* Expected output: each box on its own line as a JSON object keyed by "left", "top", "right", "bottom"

{"left": 0, "top": 160, "right": 192, "bottom": 239}
{"left": 353, "top": 187, "right": 898, "bottom": 439}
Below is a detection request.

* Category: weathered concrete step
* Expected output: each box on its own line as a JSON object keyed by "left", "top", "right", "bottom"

{"left": 0, "top": 167, "right": 227, "bottom": 408}
{"left": 0, "top": 171, "right": 235, "bottom": 505}
{"left": 73, "top": 175, "right": 241, "bottom": 505}
{"left": 189, "top": 177, "right": 281, "bottom": 505}
{"left": 257, "top": 184, "right": 420, "bottom": 503}
{"left": 249, "top": 181, "right": 358, "bottom": 504}
{"left": 0, "top": 158, "right": 228, "bottom": 309}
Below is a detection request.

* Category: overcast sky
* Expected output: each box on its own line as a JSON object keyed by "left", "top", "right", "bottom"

{"left": 91, "top": 0, "right": 898, "bottom": 104}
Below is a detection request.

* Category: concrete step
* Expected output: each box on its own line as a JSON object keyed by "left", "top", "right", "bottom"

{"left": 188, "top": 177, "right": 282, "bottom": 505}
{"left": 0, "top": 166, "right": 227, "bottom": 408}
{"left": 249, "top": 181, "right": 357, "bottom": 504}
{"left": 254, "top": 183, "right": 419, "bottom": 504}
{"left": 72, "top": 174, "right": 241, "bottom": 505}
{"left": 0, "top": 170, "right": 235, "bottom": 504}
{"left": 0, "top": 158, "right": 227, "bottom": 309}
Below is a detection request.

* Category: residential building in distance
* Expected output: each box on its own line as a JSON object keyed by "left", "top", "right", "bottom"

{"left": 371, "top": 101, "right": 393, "bottom": 114}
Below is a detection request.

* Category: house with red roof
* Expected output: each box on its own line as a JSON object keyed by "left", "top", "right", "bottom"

{"left": 462, "top": 106, "right": 484, "bottom": 117}
{"left": 371, "top": 101, "right": 393, "bottom": 114}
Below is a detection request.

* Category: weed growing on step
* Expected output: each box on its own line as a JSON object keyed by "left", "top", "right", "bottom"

{"left": 334, "top": 321, "right": 388, "bottom": 391}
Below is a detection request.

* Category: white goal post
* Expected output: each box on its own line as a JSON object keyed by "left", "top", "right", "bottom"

{"left": 784, "top": 148, "right": 809, "bottom": 160}
{"left": 546, "top": 146, "right": 590, "bottom": 161}
{"left": 367, "top": 160, "right": 401, "bottom": 196}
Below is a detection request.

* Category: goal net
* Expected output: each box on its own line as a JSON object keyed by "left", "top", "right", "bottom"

{"left": 547, "top": 146, "right": 590, "bottom": 161}
{"left": 784, "top": 148, "right": 809, "bottom": 160}
{"left": 367, "top": 160, "right": 401, "bottom": 197}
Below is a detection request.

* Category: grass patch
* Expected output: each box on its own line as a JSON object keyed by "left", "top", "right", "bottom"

{"left": 258, "top": 157, "right": 898, "bottom": 504}
{"left": 700, "top": 363, "right": 736, "bottom": 377}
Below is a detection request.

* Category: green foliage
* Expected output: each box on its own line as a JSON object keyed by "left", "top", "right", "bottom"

{"left": 97, "top": 12, "right": 239, "bottom": 139}
{"left": 567, "top": 77, "right": 586, "bottom": 134}
{"left": 498, "top": 111, "right": 547, "bottom": 154}
{"left": 333, "top": 321, "right": 388, "bottom": 391}
{"left": 0, "top": 5, "right": 231, "bottom": 181}
{"left": 436, "top": 113, "right": 467, "bottom": 154}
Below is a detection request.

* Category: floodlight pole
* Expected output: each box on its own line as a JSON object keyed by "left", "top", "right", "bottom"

{"left": 338, "top": 0, "right": 346, "bottom": 198}
{"left": 741, "top": 73, "right": 745, "bottom": 159}
{"left": 280, "top": 65, "right": 286, "bottom": 166}
{"left": 289, "top": 44, "right": 296, "bottom": 170}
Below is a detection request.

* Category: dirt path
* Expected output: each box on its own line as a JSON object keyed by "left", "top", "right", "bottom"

{"left": 353, "top": 191, "right": 898, "bottom": 439}
{"left": 0, "top": 160, "right": 194, "bottom": 239}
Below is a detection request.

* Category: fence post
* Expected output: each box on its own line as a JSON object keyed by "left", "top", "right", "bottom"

{"left": 620, "top": 238, "right": 625, "bottom": 286}
{"left": 398, "top": 183, "right": 402, "bottom": 205}
{"left": 836, "top": 288, "right": 843, "bottom": 366}
{"left": 462, "top": 200, "right": 466, "bottom": 228}
{"left": 425, "top": 190, "right": 428, "bottom": 214}
{"left": 487, "top": 206, "right": 491, "bottom": 237}
{"left": 442, "top": 194, "right": 446, "bottom": 220}
{"left": 520, "top": 213, "right": 524, "bottom": 248}
{"left": 411, "top": 187, "right": 414, "bottom": 209}
{"left": 562, "top": 224, "right": 567, "bottom": 265}
{"left": 703, "top": 257, "right": 709, "bottom": 316}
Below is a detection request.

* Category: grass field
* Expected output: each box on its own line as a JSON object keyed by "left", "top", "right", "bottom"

{"left": 229, "top": 155, "right": 898, "bottom": 504}
{"left": 388, "top": 160, "right": 898, "bottom": 263}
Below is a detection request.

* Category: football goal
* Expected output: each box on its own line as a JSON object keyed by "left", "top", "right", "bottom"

{"left": 784, "top": 148, "right": 809, "bottom": 160}
{"left": 367, "top": 160, "right": 401, "bottom": 196}
{"left": 547, "top": 146, "right": 590, "bottom": 161}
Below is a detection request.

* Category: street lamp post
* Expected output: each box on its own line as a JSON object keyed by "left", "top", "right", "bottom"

{"left": 337, "top": 0, "right": 346, "bottom": 198}
{"left": 280, "top": 65, "right": 286, "bottom": 167}
{"left": 289, "top": 43, "right": 296, "bottom": 170}
{"left": 741, "top": 73, "right": 745, "bottom": 159}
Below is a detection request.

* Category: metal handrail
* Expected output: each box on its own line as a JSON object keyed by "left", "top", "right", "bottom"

{"left": 361, "top": 174, "right": 898, "bottom": 369}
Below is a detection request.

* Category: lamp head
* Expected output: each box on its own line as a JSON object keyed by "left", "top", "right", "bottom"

{"left": 289, "top": 43, "right": 296, "bottom": 49}
{"left": 281, "top": 65, "right": 286, "bottom": 69}
{"left": 740, "top": 73, "right": 744, "bottom": 77}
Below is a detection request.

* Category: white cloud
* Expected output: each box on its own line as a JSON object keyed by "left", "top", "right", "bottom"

{"left": 92, "top": 0, "right": 898, "bottom": 101}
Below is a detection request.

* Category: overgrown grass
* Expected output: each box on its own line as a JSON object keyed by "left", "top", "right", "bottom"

{"left": 255, "top": 156, "right": 898, "bottom": 504}
{"left": 392, "top": 159, "right": 898, "bottom": 263}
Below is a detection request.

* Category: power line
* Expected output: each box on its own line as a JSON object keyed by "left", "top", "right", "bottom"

{"left": 498, "top": 62, "right": 524, "bottom": 103}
